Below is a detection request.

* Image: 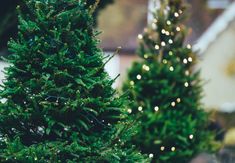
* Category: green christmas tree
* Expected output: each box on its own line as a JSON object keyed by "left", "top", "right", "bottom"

{"left": 123, "top": 0, "right": 218, "bottom": 162}
{"left": 0, "top": 0, "right": 148, "bottom": 162}
{"left": 0, "top": 0, "right": 113, "bottom": 53}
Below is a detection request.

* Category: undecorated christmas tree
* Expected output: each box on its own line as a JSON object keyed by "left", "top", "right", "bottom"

{"left": 0, "top": 0, "right": 148, "bottom": 162}
{"left": 123, "top": 0, "right": 218, "bottom": 162}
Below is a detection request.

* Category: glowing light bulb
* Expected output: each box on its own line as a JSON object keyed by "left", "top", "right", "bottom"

{"left": 130, "top": 81, "right": 135, "bottom": 86}
{"left": 176, "top": 98, "right": 181, "bottom": 103}
{"left": 168, "top": 39, "right": 173, "bottom": 44}
{"left": 187, "top": 44, "right": 192, "bottom": 49}
{"left": 163, "top": 59, "right": 168, "bottom": 64}
{"left": 169, "top": 51, "right": 173, "bottom": 56}
{"left": 160, "top": 146, "right": 165, "bottom": 151}
{"left": 184, "top": 82, "right": 189, "bottom": 87}
{"left": 154, "top": 106, "right": 159, "bottom": 112}
{"left": 188, "top": 57, "right": 193, "bottom": 62}
{"left": 138, "top": 34, "right": 143, "bottom": 40}
{"left": 183, "top": 58, "right": 188, "bottom": 64}
{"left": 137, "top": 74, "right": 142, "bottom": 80}
{"left": 155, "top": 45, "right": 160, "bottom": 50}
{"left": 161, "top": 41, "right": 166, "bottom": 47}
{"left": 152, "top": 23, "right": 157, "bottom": 29}
{"left": 149, "top": 153, "right": 154, "bottom": 158}
{"left": 176, "top": 26, "right": 181, "bottom": 32}
{"left": 169, "top": 66, "right": 174, "bottom": 71}
{"left": 143, "top": 64, "right": 150, "bottom": 71}
{"left": 127, "top": 109, "right": 132, "bottom": 114}
{"left": 189, "top": 134, "right": 194, "bottom": 139}
{"left": 185, "top": 70, "right": 189, "bottom": 76}
{"left": 144, "top": 54, "right": 149, "bottom": 59}
{"left": 138, "top": 106, "right": 143, "bottom": 112}
{"left": 165, "top": 31, "right": 170, "bottom": 36}
{"left": 174, "top": 12, "right": 179, "bottom": 17}
{"left": 161, "top": 29, "right": 166, "bottom": 34}
{"left": 167, "top": 20, "right": 171, "bottom": 25}
{"left": 171, "top": 147, "right": 176, "bottom": 151}
{"left": 171, "top": 102, "right": 176, "bottom": 107}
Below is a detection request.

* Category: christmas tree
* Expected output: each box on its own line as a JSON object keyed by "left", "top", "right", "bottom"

{"left": 0, "top": 0, "right": 148, "bottom": 162}
{"left": 0, "top": 0, "right": 113, "bottom": 53}
{"left": 123, "top": 0, "right": 218, "bottom": 162}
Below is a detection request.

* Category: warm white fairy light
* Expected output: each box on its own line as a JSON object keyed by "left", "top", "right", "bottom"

{"left": 167, "top": 20, "right": 171, "bottom": 25}
{"left": 189, "top": 134, "right": 194, "bottom": 139}
{"left": 165, "top": 31, "right": 170, "bottom": 36}
{"left": 152, "top": 23, "right": 157, "bottom": 29}
{"left": 183, "top": 58, "right": 188, "bottom": 64}
{"left": 142, "top": 64, "right": 150, "bottom": 71}
{"left": 168, "top": 39, "right": 173, "bottom": 44}
{"left": 138, "top": 106, "right": 143, "bottom": 112}
{"left": 154, "top": 106, "right": 159, "bottom": 112}
{"left": 155, "top": 45, "right": 160, "bottom": 50}
{"left": 171, "top": 102, "right": 176, "bottom": 107}
{"left": 179, "top": 10, "right": 183, "bottom": 14}
{"left": 174, "top": 12, "right": 179, "bottom": 17}
{"left": 169, "top": 51, "right": 173, "bottom": 56}
{"left": 161, "top": 41, "right": 166, "bottom": 47}
{"left": 171, "top": 147, "right": 176, "bottom": 151}
{"left": 187, "top": 44, "right": 192, "bottom": 49}
{"left": 160, "top": 146, "right": 165, "bottom": 151}
{"left": 176, "top": 26, "right": 181, "bottom": 32}
{"left": 149, "top": 153, "right": 154, "bottom": 158}
{"left": 138, "top": 34, "right": 143, "bottom": 40}
{"left": 188, "top": 57, "right": 193, "bottom": 62}
{"left": 184, "top": 82, "right": 189, "bottom": 87}
{"left": 130, "top": 81, "right": 135, "bottom": 86}
{"left": 144, "top": 54, "right": 149, "bottom": 59}
{"left": 169, "top": 66, "right": 174, "bottom": 72}
{"left": 127, "top": 109, "right": 132, "bottom": 114}
{"left": 161, "top": 29, "right": 166, "bottom": 34}
{"left": 176, "top": 98, "right": 181, "bottom": 103}
{"left": 185, "top": 70, "right": 190, "bottom": 76}
{"left": 153, "top": 18, "right": 158, "bottom": 23}
{"left": 137, "top": 74, "right": 142, "bottom": 80}
{"left": 163, "top": 59, "right": 168, "bottom": 64}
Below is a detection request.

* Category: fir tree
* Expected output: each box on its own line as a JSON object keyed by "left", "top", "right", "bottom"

{"left": 0, "top": 0, "right": 148, "bottom": 162}
{"left": 123, "top": 0, "right": 218, "bottom": 162}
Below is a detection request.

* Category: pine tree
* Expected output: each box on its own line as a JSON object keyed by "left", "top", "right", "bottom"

{"left": 0, "top": 0, "right": 148, "bottom": 162}
{"left": 123, "top": 0, "right": 218, "bottom": 162}
{"left": 0, "top": 0, "right": 113, "bottom": 52}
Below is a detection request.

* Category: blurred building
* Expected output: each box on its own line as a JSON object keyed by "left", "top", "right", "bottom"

{"left": 194, "top": 2, "right": 235, "bottom": 111}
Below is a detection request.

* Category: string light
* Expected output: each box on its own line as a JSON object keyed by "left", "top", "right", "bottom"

{"left": 188, "top": 57, "right": 193, "bottom": 62}
{"left": 176, "top": 98, "right": 181, "bottom": 103}
{"left": 179, "top": 10, "right": 183, "bottom": 14}
{"left": 127, "top": 109, "right": 132, "bottom": 114}
{"left": 176, "top": 26, "right": 181, "bottom": 32}
{"left": 149, "top": 153, "right": 154, "bottom": 158}
{"left": 160, "top": 146, "right": 165, "bottom": 151}
{"left": 171, "top": 147, "right": 176, "bottom": 151}
{"left": 174, "top": 12, "right": 179, "bottom": 17}
{"left": 169, "top": 51, "right": 173, "bottom": 56}
{"left": 167, "top": 20, "right": 171, "bottom": 25}
{"left": 184, "top": 82, "right": 189, "bottom": 87}
{"left": 189, "top": 134, "right": 194, "bottom": 139}
{"left": 169, "top": 66, "right": 174, "bottom": 71}
{"left": 161, "top": 29, "right": 166, "bottom": 34}
{"left": 187, "top": 44, "right": 192, "bottom": 49}
{"left": 138, "top": 106, "right": 143, "bottom": 112}
{"left": 155, "top": 45, "right": 160, "bottom": 50}
{"left": 130, "top": 81, "right": 135, "bottom": 86}
{"left": 138, "top": 34, "right": 143, "bottom": 40}
{"left": 144, "top": 54, "right": 149, "bottom": 59}
{"left": 137, "top": 74, "right": 142, "bottom": 80}
{"left": 142, "top": 64, "right": 150, "bottom": 71}
{"left": 152, "top": 23, "right": 157, "bottom": 29}
{"left": 153, "top": 18, "right": 158, "bottom": 23}
{"left": 185, "top": 70, "right": 190, "bottom": 76}
{"left": 171, "top": 102, "right": 176, "bottom": 107}
{"left": 168, "top": 39, "right": 173, "bottom": 44}
{"left": 165, "top": 31, "right": 170, "bottom": 36}
{"left": 163, "top": 59, "right": 168, "bottom": 64}
{"left": 161, "top": 41, "right": 166, "bottom": 47}
{"left": 154, "top": 106, "right": 159, "bottom": 112}
{"left": 183, "top": 58, "right": 188, "bottom": 64}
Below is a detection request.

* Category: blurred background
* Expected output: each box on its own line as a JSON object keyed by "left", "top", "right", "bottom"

{"left": 1, "top": 0, "right": 235, "bottom": 153}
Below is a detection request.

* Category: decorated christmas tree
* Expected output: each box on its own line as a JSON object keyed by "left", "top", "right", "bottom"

{"left": 123, "top": 0, "right": 218, "bottom": 162}
{"left": 0, "top": 0, "right": 113, "bottom": 53}
{"left": 0, "top": 0, "right": 148, "bottom": 162}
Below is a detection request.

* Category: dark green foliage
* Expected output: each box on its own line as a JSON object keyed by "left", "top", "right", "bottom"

{"left": 0, "top": 0, "right": 113, "bottom": 53}
{"left": 123, "top": 0, "right": 219, "bottom": 162}
{"left": 0, "top": 0, "right": 148, "bottom": 162}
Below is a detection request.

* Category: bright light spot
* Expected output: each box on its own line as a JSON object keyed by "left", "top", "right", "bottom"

{"left": 168, "top": 39, "right": 173, "bottom": 44}
{"left": 171, "top": 102, "right": 176, "bottom": 107}
{"left": 130, "top": 81, "right": 135, "bottom": 86}
{"left": 137, "top": 74, "right": 142, "bottom": 80}
{"left": 189, "top": 134, "right": 194, "bottom": 139}
{"left": 155, "top": 45, "right": 160, "bottom": 50}
{"left": 167, "top": 20, "right": 171, "bottom": 25}
{"left": 176, "top": 98, "right": 181, "bottom": 103}
{"left": 138, "top": 34, "right": 143, "bottom": 40}
{"left": 171, "top": 147, "right": 176, "bottom": 151}
{"left": 174, "top": 12, "right": 179, "bottom": 17}
{"left": 138, "top": 106, "right": 143, "bottom": 112}
{"left": 183, "top": 58, "right": 188, "bottom": 64}
{"left": 161, "top": 41, "right": 166, "bottom": 47}
{"left": 149, "top": 153, "right": 154, "bottom": 158}
{"left": 176, "top": 26, "right": 181, "bottom": 32}
{"left": 188, "top": 57, "right": 193, "bottom": 62}
{"left": 169, "top": 66, "right": 174, "bottom": 71}
{"left": 127, "top": 109, "right": 132, "bottom": 114}
{"left": 184, "top": 82, "right": 189, "bottom": 87}
{"left": 160, "top": 146, "right": 165, "bottom": 151}
{"left": 154, "top": 106, "right": 159, "bottom": 112}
